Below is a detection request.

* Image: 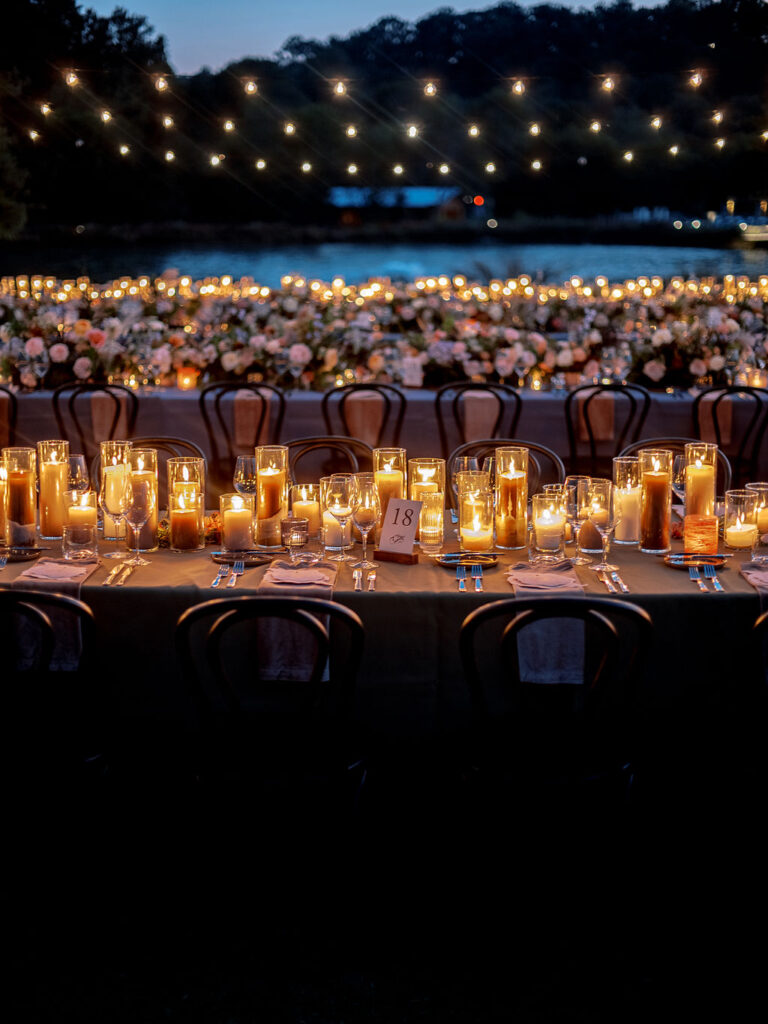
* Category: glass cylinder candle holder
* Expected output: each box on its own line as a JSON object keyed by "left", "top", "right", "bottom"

{"left": 128, "top": 448, "right": 159, "bottom": 552}
{"left": 167, "top": 456, "right": 205, "bottom": 548}
{"left": 746, "top": 483, "right": 768, "bottom": 538}
{"left": 100, "top": 440, "right": 133, "bottom": 542}
{"left": 685, "top": 442, "right": 717, "bottom": 517}
{"left": 2, "top": 446, "right": 37, "bottom": 547}
{"left": 255, "top": 445, "right": 288, "bottom": 548}
{"left": 409, "top": 457, "right": 445, "bottom": 539}
{"left": 0, "top": 466, "right": 7, "bottom": 545}
{"left": 220, "top": 492, "right": 255, "bottom": 551}
{"left": 169, "top": 491, "right": 204, "bottom": 551}
{"left": 459, "top": 488, "right": 493, "bottom": 552}
{"left": 419, "top": 491, "right": 444, "bottom": 554}
{"left": 64, "top": 489, "right": 98, "bottom": 530}
{"left": 373, "top": 447, "right": 406, "bottom": 525}
{"left": 290, "top": 483, "right": 322, "bottom": 537}
{"left": 530, "top": 492, "right": 567, "bottom": 563}
{"left": 456, "top": 470, "right": 491, "bottom": 497}
{"left": 62, "top": 523, "right": 98, "bottom": 561}
{"left": 320, "top": 475, "right": 353, "bottom": 553}
{"left": 37, "top": 439, "right": 70, "bottom": 539}
{"left": 724, "top": 489, "right": 758, "bottom": 551}
{"left": 494, "top": 446, "right": 528, "bottom": 550}
{"left": 281, "top": 516, "right": 310, "bottom": 562}
{"left": 613, "top": 456, "right": 641, "bottom": 544}
{"left": 639, "top": 449, "right": 672, "bottom": 554}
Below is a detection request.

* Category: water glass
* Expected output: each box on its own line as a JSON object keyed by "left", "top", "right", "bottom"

{"left": 62, "top": 523, "right": 98, "bottom": 561}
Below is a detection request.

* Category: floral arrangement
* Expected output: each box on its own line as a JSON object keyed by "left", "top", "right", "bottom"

{"left": 1, "top": 275, "right": 766, "bottom": 392}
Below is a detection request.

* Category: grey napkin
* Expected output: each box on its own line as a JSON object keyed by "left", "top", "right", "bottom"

{"left": 740, "top": 562, "right": 768, "bottom": 596}
{"left": 505, "top": 560, "right": 586, "bottom": 685}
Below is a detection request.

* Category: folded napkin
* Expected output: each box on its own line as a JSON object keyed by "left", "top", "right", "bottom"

{"left": 259, "top": 559, "right": 336, "bottom": 593}
{"left": 740, "top": 562, "right": 768, "bottom": 597}
{"left": 17, "top": 558, "right": 99, "bottom": 584}
{"left": 505, "top": 561, "right": 585, "bottom": 685}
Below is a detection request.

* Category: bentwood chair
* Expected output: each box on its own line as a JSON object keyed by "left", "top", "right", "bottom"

{"left": 564, "top": 383, "right": 651, "bottom": 476}
{"left": 321, "top": 383, "right": 406, "bottom": 447}
{"left": 459, "top": 597, "right": 652, "bottom": 810}
{"left": 285, "top": 435, "right": 374, "bottom": 484}
{"left": 0, "top": 384, "right": 18, "bottom": 447}
{"left": 199, "top": 382, "right": 286, "bottom": 494}
{"left": 619, "top": 437, "right": 732, "bottom": 494}
{"left": 175, "top": 596, "right": 366, "bottom": 814}
{"left": 52, "top": 382, "right": 139, "bottom": 461}
{"left": 692, "top": 386, "right": 768, "bottom": 486}
{"left": 447, "top": 438, "right": 565, "bottom": 507}
{"left": 435, "top": 382, "right": 523, "bottom": 460}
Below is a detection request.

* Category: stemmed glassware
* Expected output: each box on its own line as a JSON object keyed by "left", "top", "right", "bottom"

{"left": 68, "top": 455, "right": 89, "bottom": 493}
{"left": 98, "top": 466, "right": 132, "bottom": 559}
{"left": 124, "top": 479, "right": 156, "bottom": 567}
{"left": 352, "top": 473, "right": 380, "bottom": 571}
{"left": 233, "top": 456, "right": 258, "bottom": 496}
{"left": 588, "top": 478, "right": 622, "bottom": 573}
{"left": 671, "top": 455, "right": 686, "bottom": 506}
{"left": 564, "top": 474, "right": 592, "bottom": 565}
{"left": 324, "top": 473, "right": 355, "bottom": 563}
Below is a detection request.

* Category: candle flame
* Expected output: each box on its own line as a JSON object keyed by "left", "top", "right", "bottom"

{"left": 696, "top": 458, "right": 702, "bottom": 469}
{"left": 0, "top": 467, "right": 6, "bottom": 481}
{"left": 111, "top": 456, "right": 117, "bottom": 466}
{"left": 301, "top": 486, "right": 307, "bottom": 501}
{"left": 179, "top": 494, "right": 186, "bottom": 510}
{"left": 232, "top": 495, "right": 243, "bottom": 510}
{"left": 652, "top": 456, "right": 660, "bottom": 473}
{"left": 182, "top": 465, "right": 189, "bottom": 481}
{"left": 418, "top": 467, "right": 436, "bottom": 482}
{"left": 472, "top": 515, "right": 481, "bottom": 531}
{"left": 737, "top": 514, "right": 744, "bottom": 528}
{"left": 138, "top": 455, "right": 144, "bottom": 472}
{"left": 80, "top": 492, "right": 89, "bottom": 507}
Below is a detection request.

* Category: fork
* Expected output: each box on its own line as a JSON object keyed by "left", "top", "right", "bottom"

{"left": 702, "top": 562, "right": 724, "bottom": 592}
{"left": 0, "top": 555, "right": 7, "bottom": 571}
{"left": 689, "top": 565, "right": 708, "bottom": 592}
{"left": 457, "top": 565, "right": 467, "bottom": 592}
{"left": 226, "top": 559, "right": 245, "bottom": 588}
{"left": 470, "top": 564, "right": 483, "bottom": 592}
{"left": 210, "top": 564, "right": 230, "bottom": 588}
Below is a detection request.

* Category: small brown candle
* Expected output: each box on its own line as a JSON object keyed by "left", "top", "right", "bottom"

{"left": 641, "top": 468, "right": 671, "bottom": 552}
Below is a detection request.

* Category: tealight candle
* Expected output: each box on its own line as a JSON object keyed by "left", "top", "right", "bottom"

{"left": 221, "top": 492, "right": 255, "bottom": 550}
{"left": 65, "top": 490, "right": 98, "bottom": 529}
{"left": 459, "top": 489, "right": 493, "bottom": 552}
{"left": 725, "top": 518, "right": 757, "bottom": 549}
{"left": 461, "top": 517, "right": 494, "bottom": 552}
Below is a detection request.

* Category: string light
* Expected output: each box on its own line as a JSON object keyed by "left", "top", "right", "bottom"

{"left": 689, "top": 71, "right": 703, "bottom": 87}
{"left": 210, "top": 154, "right": 224, "bottom": 166}
{"left": 393, "top": 164, "right": 404, "bottom": 175}
{"left": 40, "top": 103, "right": 52, "bottom": 117}
{"left": 623, "top": 150, "right": 634, "bottom": 161}
{"left": 165, "top": 149, "right": 175, "bottom": 162}
{"left": 589, "top": 120, "right": 602, "bottom": 133}
{"left": 284, "top": 122, "right": 296, "bottom": 135}
{"left": 715, "top": 137, "right": 725, "bottom": 148}
{"left": 243, "top": 79, "right": 257, "bottom": 95}
{"left": 602, "top": 76, "right": 616, "bottom": 92}
{"left": 531, "top": 159, "right": 542, "bottom": 171}
{"left": 406, "top": 124, "right": 419, "bottom": 138}
{"left": 64, "top": 71, "right": 79, "bottom": 87}
{"left": 511, "top": 79, "right": 525, "bottom": 95}
{"left": 712, "top": 110, "right": 723, "bottom": 124}
{"left": 467, "top": 124, "right": 480, "bottom": 137}
{"left": 301, "top": 161, "right": 312, "bottom": 172}
{"left": 485, "top": 161, "right": 496, "bottom": 173}
{"left": 162, "top": 115, "right": 174, "bottom": 129}
{"left": 28, "top": 130, "right": 40, "bottom": 141}
{"left": 650, "top": 116, "right": 662, "bottom": 129}
{"left": 669, "top": 144, "right": 679, "bottom": 156}
{"left": 438, "top": 162, "right": 450, "bottom": 174}
{"left": 100, "top": 110, "right": 112, "bottom": 123}
{"left": 347, "top": 163, "right": 358, "bottom": 175}
{"left": 154, "top": 75, "right": 169, "bottom": 92}
{"left": 762, "top": 130, "right": 768, "bottom": 142}
{"left": 424, "top": 81, "right": 437, "bottom": 97}
{"left": 223, "top": 119, "right": 235, "bottom": 132}
{"left": 345, "top": 125, "right": 357, "bottom": 138}
{"left": 529, "top": 122, "right": 541, "bottom": 136}
{"left": 119, "top": 144, "right": 130, "bottom": 156}
{"left": 255, "top": 158, "right": 266, "bottom": 169}
{"left": 333, "top": 80, "right": 347, "bottom": 96}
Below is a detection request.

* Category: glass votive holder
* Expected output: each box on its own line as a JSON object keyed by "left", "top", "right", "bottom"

{"left": 281, "top": 516, "right": 310, "bottom": 562}
{"left": 456, "top": 470, "right": 491, "bottom": 496}
{"left": 724, "top": 489, "right": 758, "bottom": 551}
{"left": 683, "top": 514, "right": 719, "bottom": 554}
{"left": 495, "top": 446, "right": 528, "bottom": 550}
{"left": 409, "top": 458, "right": 445, "bottom": 501}
{"left": 37, "top": 439, "right": 70, "bottom": 540}
{"left": 2, "top": 446, "right": 37, "bottom": 547}
{"left": 256, "top": 445, "right": 288, "bottom": 548}
{"left": 639, "top": 449, "right": 672, "bottom": 554}
{"left": 169, "top": 491, "right": 205, "bottom": 551}
{"left": 685, "top": 442, "right": 717, "bottom": 517}
{"left": 64, "top": 489, "right": 98, "bottom": 529}
{"left": 746, "top": 483, "right": 768, "bottom": 539}
{"left": 168, "top": 456, "right": 205, "bottom": 547}
{"left": 459, "top": 489, "right": 494, "bottom": 552}
{"left": 530, "top": 492, "right": 566, "bottom": 563}
{"left": 62, "top": 523, "right": 98, "bottom": 560}
{"left": 419, "top": 491, "right": 444, "bottom": 554}
{"left": 613, "top": 456, "right": 641, "bottom": 544}
{"left": 290, "top": 483, "right": 322, "bottom": 537}
{"left": 374, "top": 447, "right": 406, "bottom": 524}
{"left": 220, "top": 492, "right": 255, "bottom": 551}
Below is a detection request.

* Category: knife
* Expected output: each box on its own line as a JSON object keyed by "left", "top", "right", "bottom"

{"left": 611, "top": 571, "right": 630, "bottom": 593}
{"left": 114, "top": 564, "right": 135, "bottom": 587}
{"left": 597, "top": 570, "right": 618, "bottom": 593}
{"left": 103, "top": 562, "right": 126, "bottom": 586}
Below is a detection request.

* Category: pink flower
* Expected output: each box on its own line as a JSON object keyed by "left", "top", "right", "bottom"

{"left": 24, "top": 336, "right": 45, "bottom": 358}
{"left": 583, "top": 359, "right": 600, "bottom": 379}
{"left": 367, "top": 352, "right": 385, "bottom": 374}
{"left": 20, "top": 370, "right": 37, "bottom": 388}
{"left": 689, "top": 358, "right": 708, "bottom": 377}
{"left": 642, "top": 359, "right": 666, "bottom": 383}
{"left": 288, "top": 343, "right": 312, "bottom": 365}
{"left": 87, "top": 328, "right": 106, "bottom": 348}
{"left": 49, "top": 343, "right": 69, "bottom": 363}
{"left": 73, "top": 357, "right": 92, "bottom": 380}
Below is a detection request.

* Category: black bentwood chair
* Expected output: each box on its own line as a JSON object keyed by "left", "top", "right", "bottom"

{"left": 564, "top": 382, "right": 651, "bottom": 476}
{"left": 321, "top": 383, "right": 407, "bottom": 448}
{"left": 435, "top": 382, "right": 523, "bottom": 460}
{"left": 0, "top": 384, "right": 19, "bottom": 447}
{"left": 619, "top": 437, "right": 733, "bottom": 494}
{"left": 175, "top": 596, "right": 366, "bottom": 816}
{"left": 447, "top": 438, "right": 565, "bottom": 507}
{"left": 285, "top": 435, "right": 374, "bottom": 484}
{"left": 52, "top": 382, "right": 139, "bottom": 462}
{"left": 459, "top": 597, "right": 652, "bottom": 811}
{"left": 692, "top": 385, "right": 768, "bottom": 486}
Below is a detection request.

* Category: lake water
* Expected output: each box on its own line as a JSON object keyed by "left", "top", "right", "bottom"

{"left": 4, "top": 239, "right": 768, "bottom": 284}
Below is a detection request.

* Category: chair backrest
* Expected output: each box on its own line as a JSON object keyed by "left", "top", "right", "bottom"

{"left": 435, "top": 382, "right": 523, "bottom": 460}
{"left": 90, "top": 436, "right": 207, "bottom": 508}
{"left": 0, "top": 589, "right": 96, "bottom": 674}
{"left": 52, "top": 382, "right": 139, "bottom": 461}
{"left": 618, "top": 437, "right": 733, "bottom": 493}
{"left": 564, "top": 383, "right": 651, "bottom": 476}
{"left": 0, "top": 384, "right": 19, "bottom": 448}
{"left": 175, "top": 595, "right": 364, "bottom": 723}
{"left": 447, "top": 438, "right": 565, "bottom": 507}
{"left": 199, "top": 382, "right": 286, "bottom": 490}
{"left": 692, "top": 386, "right": 768, "bottom": 485}
{"left": 285, "top": 435, "right": 374, "bottom": 484}
{"left": 321, "top": 383, "right": 406, "bottom": 448}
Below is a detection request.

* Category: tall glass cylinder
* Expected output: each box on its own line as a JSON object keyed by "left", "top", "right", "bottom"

{"left": 37, "top": 439, "right": 69, "bottom": 539}
{"left": 724, "top": 489, "right": 758, "bottom": 550}
{"left": 2, "top": 447, "right": 36, "bottom": 547}
{"left": 419, "top": 491, "right": 444, "bottom": 554}
{"left": 746, "top": 482, "right": 768, "bottom": 537}
{"left": 0, "top": 465, "right": 6, "bottom": 544}
{"left": 255, "top": 445, "right": 288, "bottom": 548}
{"left": 167, "top": 456, "right": 205, "bottom": 550}
{"left": 459, "top": 488, "right": 493, "bottom": 552}
{"left": 373, "top": 447, "right": 406, "bottom": 525}
{"left": 639, "top": 449, "right": 672, "bottom": 554}
{"left": 101, "top": 440, "right": 132, "bottom": 542}
{"left": 685, "top": 442, "right": 717, "bottom": 517}
{"left": 613, "top": 456, "right": 641, "bottom": 544}
{"left": 409, "top": 458, "right": 445, "bottom": 539}
{"left": 494, "top": 446, "right": 528, "bottom": 550}
{"left": 127, "top": 448, "right": 159, "bottom": 552}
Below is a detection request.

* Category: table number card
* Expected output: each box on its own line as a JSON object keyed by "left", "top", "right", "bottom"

{"left": 378, "top": 499, "right": 423, "bottom": 554}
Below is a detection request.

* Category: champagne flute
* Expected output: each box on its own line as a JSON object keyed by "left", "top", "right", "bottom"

{"left": 124, "top": 478, "right": 156, "bottom": 567}
{"left": 672, "top": 454, "right": 686, "bottom": 507}
{"left": 233, "top": 456, "right": 258, "bottom": 496}
{"left": 324, "top": 473, "right": 355, "bottom": 563}
{"left": 564, "top": 474, "right": 592, "bottom": 565}
{"left": 68, "top": 454, "right": 89, "bottom": 493}
{"left": 588, "top": 478, "right": 622, "bottom": 573}
{"left": 352, "top": 473, "right": 380, "bottom": 571}
{"left": 98, "top": 464, "right": 131, "bottom": 559}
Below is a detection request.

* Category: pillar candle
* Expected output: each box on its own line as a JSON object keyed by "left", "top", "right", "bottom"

{"left": 374, "top": 466, "right": 404, "bottom": 520}
{"left": 757, "top": 505, "right": 768, "bottom": 535}
{"left": 495, "top": 470, "right": 526, "bottom": 548}
{"left": 292, "top": 491, "right": 321, "bottom": 535}
{"left": 66, "top": 495, "right": 98, "bottom": 529}
{"left": 223, "top": 499, "right": 254, "bottom": 550}
{"left": 534, "top": 510, "right": 565, "bottom": 549}
{"left": 6, "top": 468, "right": 36, "bottom": 546}
{"left": 0, "top": 468, "right": 6, "bottom": 542}
{"left": 725, "top": 519, "right": 758, "bottom": 549}
{"left": 460, "top": 518, "right": 493, "bottom": 552}
{"left": 685, "top": 461, "right": 716, "bottom": 516}
{"left": 323, "top": 508, "right": 352, "bottom": 547}
{"left": 170, "top": 505, "right": 200, "bottom": 550}
{"left": 641, "top": 469, "right": 671, "bottom": 551}
{"left": 257, "top": 467, "right": 285, "bottom": 520}
{"left": 39, "top": 458, "right": 68, "bottom": 537}
{"left": 614, "top": 485, "right": 642, "bottom": 542}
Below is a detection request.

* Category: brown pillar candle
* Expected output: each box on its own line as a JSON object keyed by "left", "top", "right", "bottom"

{"left": 640, "top": 469, "right": 671, "bottom": 552}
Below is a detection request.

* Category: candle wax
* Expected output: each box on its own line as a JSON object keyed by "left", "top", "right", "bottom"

{"left": 495, "top": 470, "right": 526, "bottom": 549}
{"left": 170, "top": 508, "right": 200, "bottom": 549}
{"left": 685, "top": 462, "right": 715, "bottom": 517}
{"left": 39, "top": 460, "right": 68, "bottom": 537}
{"left": 641, "top": 470, "right": 670, "bottom": 551}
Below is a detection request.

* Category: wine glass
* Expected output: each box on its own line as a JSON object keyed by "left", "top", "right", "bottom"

{"left": 323, "top": 473, "right": 355, "bottom": 563}
{"left": 98, "top": 465, "right": 132, "bottom": 559}
{"left": 588, "top": 478, "right": 622, "bottom": 573}
{"left": 233, "top": 456, "right": 258, "bottom": 496}
{"left": 352, "top": 473, "right": 380, "bottom": 571}
{"left": 564, "top": 474, "right": 592, "bottom": 565}
{"left": 671, "top": 455, "right": 686, "bottom": 507}
{"left": 68, "top": 454, "right": 89, "bottom": 493}
{"left": 124, "top": 478, "right": 156, "bottom": 567}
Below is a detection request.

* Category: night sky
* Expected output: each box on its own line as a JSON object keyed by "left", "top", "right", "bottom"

{"left": 84, "top": 1, "right": 663, "bottom": 74}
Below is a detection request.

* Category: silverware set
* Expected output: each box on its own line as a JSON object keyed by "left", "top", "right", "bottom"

{"left": 689, "top": 564, "right": 724, "bottom": 592}
{"left": 456, "top": 564, "right": 484, "bottom": 592}
{"left": 103, "top": 562, "right": 134, "bottom": 586}
{"left": 597, "top": 570, "right": 630, "bottom": 593}
{"left": 352, "top": 568, "right": 376, "bottom": 591}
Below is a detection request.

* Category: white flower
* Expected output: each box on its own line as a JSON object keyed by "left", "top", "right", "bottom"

{"left": 689, "top": 358, "right": 707, "bottom": 377}
{"left": 49, "top": 343, "right": 69, "bottom": 363}
{"left": 642, "top": 359, "right": 666, "bottom": 382}
{"left": 709, "top": 354, "right": 726, "bottom": 371}
{"left": 652, "top": 328, "right": 672, "bottom": 347}
{"left": 555, "top": 348, "right": 574, "bottom": 368}
{"left": 221, "top": 351, "right": 240, "bottom": 372}
{"left": 150, "top": 345, "right": 172, "bottom": 373}
{"left": 73, "top": 356, "right": 92, "bottom": 380}
{"left": 288, "top": 343, "right": 312, "bottom": 365}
